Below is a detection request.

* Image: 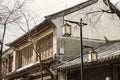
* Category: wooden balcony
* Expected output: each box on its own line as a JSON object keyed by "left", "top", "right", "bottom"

{"left": 16, "top": 33, "right": 53, "bottom": 69}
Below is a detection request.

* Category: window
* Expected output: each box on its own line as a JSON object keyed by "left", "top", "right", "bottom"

{"left": 18, "top": 51, "right": 22, "bottom": 68}
{"left": 8, "top": 55, "right": 13, "bottom": 72}
{"left": 2, "top": 58, "right": 8, "bottom": 74}
{"left": 17, "top": 45, "right": 33, "bottom": 68}
{"left": 2, "top": 54, "right": 13, "bottom": 74}
{"left": 36, "top": 33, "right": 53, "bottom": 61}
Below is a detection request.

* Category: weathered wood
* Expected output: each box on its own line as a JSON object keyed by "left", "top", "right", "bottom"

{"left": 36, "top": 33, "right": 53, "bottom": 61}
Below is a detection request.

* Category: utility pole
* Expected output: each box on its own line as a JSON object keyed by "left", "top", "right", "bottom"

{"left": 64, "top": 18, "right": 87, "bottom": 80}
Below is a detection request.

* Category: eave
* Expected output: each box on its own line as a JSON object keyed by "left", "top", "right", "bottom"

{"left": 55, "top": 40, "right": 120, "bottom": 71}
{"left": 56, "top": 54, "right": 120, "bottom": 71}
{"left": 7, "top": 19, "right": 54, "bottom": 48}
{"left": 4, "top": 58, "right": 56, "bottom": 79}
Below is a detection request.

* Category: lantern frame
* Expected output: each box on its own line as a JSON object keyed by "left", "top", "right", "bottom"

{"left": 88, "top": 49, "right": 98, "bottom": 62}
{"left": 62, "top": 23, "right": 71, "bottom": 37}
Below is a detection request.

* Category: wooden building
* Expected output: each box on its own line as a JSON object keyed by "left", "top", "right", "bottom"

{"left": 2, "top": 18, "right": 103, "bottom": 80}
{"left": 2, "top": 19, "right": 56, "bottom": 80}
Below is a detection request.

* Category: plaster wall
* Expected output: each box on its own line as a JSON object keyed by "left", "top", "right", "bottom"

{"left": 57, "top": 37, "right": 80, "bottom": 61}
{"left": 64, "top": 0, "right": 120, "bottom": 40}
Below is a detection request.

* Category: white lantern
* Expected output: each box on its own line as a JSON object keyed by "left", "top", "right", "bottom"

{"left": 106, "top": 76, "right": 111, "bottom": 80}
{"left": 62, "top": 23, "right": 71, "bottom": 37}
{"left": 88, "top": 49, "right": 97, "bottom": 62}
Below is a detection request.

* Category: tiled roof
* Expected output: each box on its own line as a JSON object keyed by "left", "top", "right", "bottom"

{"left": 56, "top": 40, "right": 120, "bottom": 71}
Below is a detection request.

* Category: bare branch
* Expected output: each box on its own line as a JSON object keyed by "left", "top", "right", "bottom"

{"left": 0, "top": 0, "right": 27, "bottom": 79}
{"left": 92, "top": 12, "right": 104, "bottom": 28}
{"left": 86, "top": 9, "right": 112, "bottom": 16}
{"left": 104, "top": 0, "right": 120, "bottom": 19}
{"left": 15, "top": 22, "right": 27, "bottom": 33}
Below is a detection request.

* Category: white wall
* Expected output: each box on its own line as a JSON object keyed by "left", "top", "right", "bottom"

{"left": 52, "top": 17, "right": 64, "bottom": 37}
{"left": 64, "top": 0, "right": 120, "bottom": 40}
{"left": 52, "top": 17, "right": 64, "bottom": 57}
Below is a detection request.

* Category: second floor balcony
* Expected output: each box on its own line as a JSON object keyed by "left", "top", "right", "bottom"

{"left": 17, "top": 33, "right": 53, "bottom": 69}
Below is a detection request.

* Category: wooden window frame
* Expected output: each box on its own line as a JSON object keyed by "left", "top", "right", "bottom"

{"left": 36, "top": 33, "right": 53, "bottom": 61}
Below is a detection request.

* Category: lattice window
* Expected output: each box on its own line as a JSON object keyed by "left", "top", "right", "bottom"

{"left": 36, "top": 33, "right": 53, "bottom": 61}
{"left": 2, "top": 58, "right": 8, "bottom": 74}
{"left": 17, "top": 45, "right": 33, "bottom": 68}
{"left": 8, "top": 55, "right": 13, "bottom": 72}
{"left": 18, "top": 51, "right": 22, "bottom": 68}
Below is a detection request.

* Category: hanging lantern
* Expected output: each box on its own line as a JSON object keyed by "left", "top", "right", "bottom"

{"left": 88, "top": 49, "right": 98, "bottom": 62}
{"left": 62, "top": 23, "right": 71, "bottom": 37}
{"left": 105, "top": 76, "right": 111, "bottom": 80}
